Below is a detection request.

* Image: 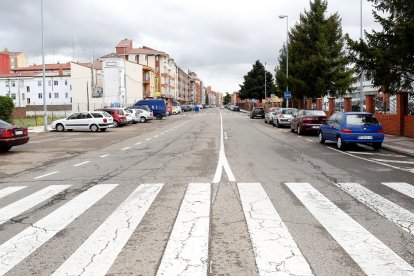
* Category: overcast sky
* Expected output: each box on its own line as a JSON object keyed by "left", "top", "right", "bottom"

{"left": 0, "top": 0, "right": 379, "bottom": 93}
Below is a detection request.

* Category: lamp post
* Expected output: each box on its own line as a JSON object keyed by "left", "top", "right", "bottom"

{"left": 279, "top": 15, "right": 289, "bottom": 108}
{"left": 41, "top": 0, "right": 47, "bottom": 131}
{"left": 359, "top": 0, "right": 364, "bottom": 111}
{"left": 264, "top": 62, "right": 267, "bottom": 101}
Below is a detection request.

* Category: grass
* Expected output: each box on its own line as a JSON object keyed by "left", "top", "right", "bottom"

{"left": 12, "top": 116, "right": 65, "bottom": 127}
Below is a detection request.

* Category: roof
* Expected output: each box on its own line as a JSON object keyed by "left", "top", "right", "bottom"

{"left": 77, "top": 60, "right": 102, "bottom": 70}
{"left": 125, "top": 47, "right": 166, "bottom": 56}
{"left": 13, "top": 62, "right": 71, "bottom": 72}
{"left": 0, "top": 72, "right": 39, "bottom": 78}
{"left": 116, "top": 39, "right": 132, "bottom": 48}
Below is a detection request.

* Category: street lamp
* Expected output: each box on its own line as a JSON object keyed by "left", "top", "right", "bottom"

{"left": 279, "top": 15, "right": 289, "bottom": 108}
{"left": 41, "top": 0, "right": 47, "bottom": 131}
{"left": 264, "top": 62, "right": 267, "bottom": 101}
{"left": 359, "top": 0, "right": 364, "bottom": 111}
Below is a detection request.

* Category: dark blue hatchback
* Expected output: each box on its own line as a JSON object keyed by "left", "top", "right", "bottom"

{"left": 318, "top": 112, "right": 384, "bottom": 150}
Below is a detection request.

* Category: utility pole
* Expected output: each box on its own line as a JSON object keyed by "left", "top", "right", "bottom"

{"left": 279, "top": 15, "right": 289, "bottom": 108}
{"left": 41, "top": 0, "right": 48, "bottom": 131}
{"left": 359, "top": 0, "right": 364, "bottom": 111}
{"left": 264, "top": 62, "right": 267, "bottom": 101}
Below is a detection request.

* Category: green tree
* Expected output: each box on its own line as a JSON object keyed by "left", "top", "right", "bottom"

{"left": 347, "top": 0, "right": 414, "bottom": 94}
{"left": 276, "top": 0, "right": 355, "bottom": 100}
{"left": 0, "top": 96, "right": 15, "bottom": 123}
{"left": 223, "top": 92, "right": 231, "bottom": 105}
{"left": 239, "top": 60, "right": 276, "bottom": 99}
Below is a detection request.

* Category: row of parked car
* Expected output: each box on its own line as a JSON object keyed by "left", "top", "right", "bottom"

{"left": 250, "top": 106, "right": 385, "bottom": 150}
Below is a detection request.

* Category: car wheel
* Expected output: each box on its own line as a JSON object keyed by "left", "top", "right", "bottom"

{"left": 264, "top": 117, "right": 267, "bottom": 123}
{"left": 140, "top": 116, "right": 147, "bottom": 123}
{"left": 0, "top": 146, "right": 12, "bottom": 152}
{"left": 290, "top": 124, "right": 295, "bottom": 132}
{"left": 373, "top": 142, "right": 382, "bottom": 151}
{"left": 56, "top": 123, "right": 65, "bottom": 132}
{"left": 318, "top": 131, "right": 325, "bottom": 144}
{"left": 276, "top": 120, "right": 281, "bottom": 128}
{"left": 337, "top": 136, "right": 346, "bottom": 150}
{"left": 297, "top": 125, "right": 302, "bottom": 135}
{"left": 156, "top": 114, "right": 162, "bottom": 120}
{"left": 113, "top": 120, "right": 119, "bottom": 127}
{"left": 90, "top": 124, "right": 99, "bottom": 132}
{"left": 100, "top": 128, "right": 107, "bottom": 132}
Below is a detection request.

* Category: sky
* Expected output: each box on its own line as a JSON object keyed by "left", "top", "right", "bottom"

{"left": 0, "top": 0, "right": 380, "bottom": 93}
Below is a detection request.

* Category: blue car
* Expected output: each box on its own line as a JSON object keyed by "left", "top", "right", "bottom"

{"left": 318, "top": 112, "right": 384, "bottom": 150}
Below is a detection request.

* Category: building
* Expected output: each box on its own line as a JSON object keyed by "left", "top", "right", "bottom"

{"left": 189, "top": 71, "right": 202, "bottom": 104}
{"left": 0, "top": 49, "right": 28, "bottom": 72}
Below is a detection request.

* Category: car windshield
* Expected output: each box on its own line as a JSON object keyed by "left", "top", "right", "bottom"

{"left": 303, "top": 110, "right": 326, "bottom": 116}
{"left": 118, "top": 109, "right": 124, "bottom": 115}
{"left": 282, "top": 109, "right": 296, "bottom": 115}
{"left": 346, "top": 114, "right": 379, "bottom": 125}
{"left": 0, "top": 119, "right": 12, "bottom": 127}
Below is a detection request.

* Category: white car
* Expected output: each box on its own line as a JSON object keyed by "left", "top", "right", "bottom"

{"left": 127, "top": 107, "right": 154, "bottom": 123}
{"left": 122, "top": 108, "right": 134, "bottom": 124}
{"left": 272, "top": 108, "right": 297, "bottom": 127}
{"left": 51, "top": 111, "right": 113, "bottom": 132}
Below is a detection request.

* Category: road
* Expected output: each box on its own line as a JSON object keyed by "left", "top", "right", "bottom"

{"left": 1, "top": 108, "right": 414, "bottom": 275}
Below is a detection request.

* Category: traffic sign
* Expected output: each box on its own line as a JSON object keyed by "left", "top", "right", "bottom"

{"left": 284, "top": 91, "right": 292, "bottom": 99}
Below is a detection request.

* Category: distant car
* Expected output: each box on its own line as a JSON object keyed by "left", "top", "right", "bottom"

{"left": 250, "top": 107, "right": 265, "bottom": 119}
{"left": 122, "top": 108, "right": 134, "bottom": 124}
{"left": 290, "top": 110, "right": 327, "bottom": 135}
{"left": 51, "top": 111, "right": 114, "bottom": 132}
{"left": 233, "top": 105, "right": 240, "bottom": 111}
{"left": 95, "top": 108, "right": 128, "bottom": 127}
{"left": 166, "top": 106, "right": 173, "bottom": 116}
{"left": 273, "top": 108, "right": 297, "bottom": 128}
{"left": 134, "top": 99, "right": 166, "bottom": 119}
{"left": 264, "top": 107, "right": 280, "bottom": 124}
{"left": 0, "top": 119, "right": 29, "bottom": 152}
{"left": 127, "top": 107, "right": 154, "bottom": 123}
{"left": 172, "top": 106, "right": 181, "bottom": 114}
{"left": 319, "top": 112, "right": 384, "bottom": 150}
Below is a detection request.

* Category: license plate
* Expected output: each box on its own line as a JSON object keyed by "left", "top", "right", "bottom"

{"left": 14, "top": 130, "right": 23, "bottom": 135}
{"left": 312, "top": 126, "right": 320, "bottom": 129}
{"left": 358, "top": 136, "right": 373, "bottom": 139}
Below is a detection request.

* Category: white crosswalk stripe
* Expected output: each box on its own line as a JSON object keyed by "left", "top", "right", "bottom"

{"left": 0, "top": 185, "right": 71, "bottom": 226}
{"left": 382, "top": 182, "right": 414, "bottom": 199}
{"left": 0, "top": 186, "right": 26, "bottom": 199}
{"left": 0, "top": 184, "right": 117, "bottom": 276}
{"left": 286, "top": 182, "right": 414, "bottom": 276}
{"left": 337, "top": 182, "right": 414, "bottom": 234}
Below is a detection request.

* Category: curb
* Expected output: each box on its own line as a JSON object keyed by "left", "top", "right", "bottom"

{"left": 381, "top": 145, "right": 414, "bottom": 158}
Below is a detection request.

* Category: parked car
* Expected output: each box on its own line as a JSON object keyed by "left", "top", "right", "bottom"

{"left": 0, "top": 119, "right": 29, "bottom": 152}
{"left": 319, "top": 112, "right": 384, "bottom": 150}
{"left": 290, "top": 110, "right": 327, "bottom": 135}
{"left": 134, "top": 99, "right": 167, "bottom": 119}
{"left": 264, "top": 107, "right": 280, "bottom": 124}
{"left": 172, "top": 106, "right": 181, "bottom": 114}
{"left": 273, "top": 108, "right": 297, "bottom": 128}
{"left": 122, "top": 108, "right": 134, "bottom": 124}
{"left": 233, "top": 105, "right": 240, "bottom": 111}
{"left": 95, "top": 108, "right": 128, "bottom": 127}
{"left": 166, "top": 106, "right": 173, "bottom": 115}
{"left": 127, "top": 107, "right": 154, "bottom": 123}
{"left": 250, "top": 107, "right": 265, "bottom": 119}
{"left": 51, "top": 111, "right": 114, "bottom": 132}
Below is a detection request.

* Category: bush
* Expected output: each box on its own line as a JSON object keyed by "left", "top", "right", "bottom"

{"left": 0, "top": 96, "right": 15, "bottom": 123}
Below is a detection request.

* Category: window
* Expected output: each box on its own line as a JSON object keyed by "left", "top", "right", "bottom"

{"left": 22, "top": 93, "right": 25, "bottom": 100}
{"left": 6, "top": 80, "right": 9, "bottom": 87}
{"left": 54, "top": 80, "right": 58, "bottom": 86}
{"left": 65, "top": 93, "right": 68, "bottom": 98}
{"left": 27, "top": 98, "right": 31, "bottom": 104}
{"left": 49, "top": 93, "right": 52, "bottom": 99}
{"left": 48, "top": 80, "right": 52, "bottom": 86}
{"left": 54, "top": 93, "right": 59, "bottom": 98}
{"left": 38, "top": 80, "right": 42, "bottom": 86}
{"left": 91, "top": 112, "right": 103, "bottom": 118}
{"left": 38, "top": 93, "right": 43, "bottom": 99}
{"left": 11, "top": 81, "right": 15, "bottom": 87}
{"left": 11, "top": 93, "right": 16, "bottom": 100}
{"left": 65, "top": 80, "right": 68, "bottom": 85}
{"left": 70, "top": 84, "right": 72, "bottom": 90}
{"left": 346, "top": 114, "right": 379, "bottom": 126}
{"left": 26, "top": 86, "right": 30, "bottom": 92}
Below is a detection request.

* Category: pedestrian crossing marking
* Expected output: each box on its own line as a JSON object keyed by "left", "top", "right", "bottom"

{"left": 337, "top": 182, "right": 414, "bottom": 234}
{"left": 0, "top": 184, "right": 117, "bottom": 276}
{"left": 53, "top": 184, "right": 163, "bottom": 276}
{"left": 0, "top": 186, "right": 26, "bottom": 199}
{"left": 157, "top": 183, "right": 211, "bottom": 276}
{"left": 0, "top": 185, "right": 71, "bottom": 226}
{"left": 382, "top": 182, "right": 414, "bottom": 199}
{"left": 238, "top": 183, "right": 313, "bottom": 275}
{"left": 286, "top": 182, "right": 414, "bottom": 275}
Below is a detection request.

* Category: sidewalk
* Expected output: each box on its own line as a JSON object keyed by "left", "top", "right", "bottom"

{"left": 28, "top": 125, "right": 51, "bottom": 134}
{"left": 382, "top": 135, "right": 414, "bottom": 157}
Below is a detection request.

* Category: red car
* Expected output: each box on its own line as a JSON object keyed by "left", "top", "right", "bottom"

{"left": 290, "top": 110, "right": 327, "bottom": 135}
{"left": 0, "top": 119, "right": 29, "bottom": 152}
{"left": 96, "top": 108, "right": 128, "bottom": 127}
{"left": 166, "top": 106, "right": 173, "bottom": 116}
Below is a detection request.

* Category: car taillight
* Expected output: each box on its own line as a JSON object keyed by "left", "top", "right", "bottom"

{"left": 377, "top": 129, "right": 384, "bottom": 134}
{"left": 0, "top": 129, "right": 13, "bottom": 138}
{"left": 342, "top": 128, "right": 353, "bottom": 133}
{"left": 23, "top": 129, "right": 29, "bottom": 135}
{"left": 303, "top": 117, "right": 311, "bottom": 121}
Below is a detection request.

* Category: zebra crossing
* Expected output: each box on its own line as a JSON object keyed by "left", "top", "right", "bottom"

{"left": 0, "top": 181, "right": 414, "bottom": 275}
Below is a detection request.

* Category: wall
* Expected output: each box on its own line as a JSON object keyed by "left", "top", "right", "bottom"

{"left": 0, "top": 53, "right": 10, "bottom": 74}
{"left": 375, "top": 113, "right": 401, "bottom": 136}
{"left": 125, "top": 61, "right": 143, "bottom": 105}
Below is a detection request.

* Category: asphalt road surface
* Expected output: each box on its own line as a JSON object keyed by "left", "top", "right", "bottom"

{"left": 1, "top": 108, "right": 414, "bottom": 275}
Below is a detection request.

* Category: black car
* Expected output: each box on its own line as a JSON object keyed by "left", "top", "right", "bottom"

{"left": 250, "top": 107, "right": 265, "bottom": 118}
{"left": 233, "top": 106, "right": 240, "bottom": 111}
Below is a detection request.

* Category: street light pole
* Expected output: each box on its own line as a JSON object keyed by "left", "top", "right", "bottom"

{"left": 279, "top": 15, "right": 289, "bottom": 108}
{"left": 264, "top": 62, "right": 267, "bottom": 101}
{"left": 41, "top": 0, "right": 47, "bottom": 131}
{"left": 359, "top": 0, "right": 364, "bottom": 111}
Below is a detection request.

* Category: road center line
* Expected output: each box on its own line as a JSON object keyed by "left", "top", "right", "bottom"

{"left": 371, "top": 158, "right": 414, "bottom": 165}
{"left": 160, "top": 133, "right": 165, "bottom": 135}
{"left": 306, "top": 139, "right": 313, "bottom": 142}
{"left": 99, "top": 154, "right": 109, "bottom": 158}
{"left": 154, "top": 135, "right": 159, "bottom": 138}
{"left": 146, "top": 138, "right": 152, "bottom": 141}
{"left": 135, "top": 142, "right": 142, "bottom": 145}
{"left": 73, "top": 161, "right": 90, "bottom": 167}
{"left": 121, "top": 147, "right": 130, "bottom": 151}
{"left": 34, "top": 171, "right": 59, "bottom": 179}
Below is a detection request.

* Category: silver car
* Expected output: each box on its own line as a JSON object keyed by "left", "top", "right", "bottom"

{"left": 264, "top": 107, "right": 280, "bottom": 124}
{"left": 273, "top": 108, "right": 298, "bottom": 128}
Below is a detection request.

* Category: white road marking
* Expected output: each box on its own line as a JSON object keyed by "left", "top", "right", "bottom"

{"left": 327, "top": 147, "right": 413, "bottom": 174}
{"left": 382, "top": 182, "right": 414, "bottom": 199}
{"left": 337, "top": 182, "right": 414, "bottom": 234}
{"left": 224, "top": 132, "right": 228, "bottom": 140}
{"left": 213, "top": 110, "right": 235, "bottom": 183}
{"left": 347, "top": 151, "right": 406, "bottom": 158}
{"left": 34, "top": 171, "right": 59, "bottom": 179}
{"left": 154, "top": 135, "right": 159, "bottom": 138}
{"left": 306, "top": 139, "right": 313, "bottom": 142}
{"left": 165, "top": 130, "right": 169, "bottom": 133}
{"left": 0, "top": 184, "right": 117, "bottom": 276}
{"left": 161, "top": 132, "right": 165, "bottom": 135}
{"left": 73, "top": 161, "right": 90, "bottom": 167}
{"left": 157, "top": 184, "right": 211, "bottom": 276}
{"left": 169, "top": 128, "right": 174, "bottom": 131}
{"left": 0, "top": 185, "right": 70, "bottom": 225}
{"left": 121, "top": 147, "right": 130, "bottom": 151}
{"left": 287, "top": 182, "right": 414, "bottom": 275}
{"left": 100, "top": 154, "right": 109, "bottom": 158}
{"left": 146, "top": 138, "right": 152, "bottom": 141}
{"left": 135, "top": 142, "right": 143, "bottom": 145}
{"left": 0, "top": 186, "right": 27, "bottom": 199}
{"left": 53, "top": 184, "right": 163, "bottom": 275}
{"left": 371, "top": 158, "right": 414, "bottom": 165}
{"left": 238, "top": 183, "right": 312, "bottom": 275}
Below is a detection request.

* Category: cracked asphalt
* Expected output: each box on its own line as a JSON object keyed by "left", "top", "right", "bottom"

{"left": 1, "top": 108, "right": 414, "bottom": 275}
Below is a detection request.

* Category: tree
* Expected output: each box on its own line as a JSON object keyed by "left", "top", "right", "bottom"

{"left": 0, "top": 96, "right": 15, "bottom": 123}
{"left": 239, "top": 60, "right": 276, "bottom": 99}
{"left": 223, "top": 92, "right": 231, "bottom": 105}
{"left": 347, "top": 0, "right": 414, "bottom": 94}
{"left": 275, "top": 0, "right": 355, "bottom": 100}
